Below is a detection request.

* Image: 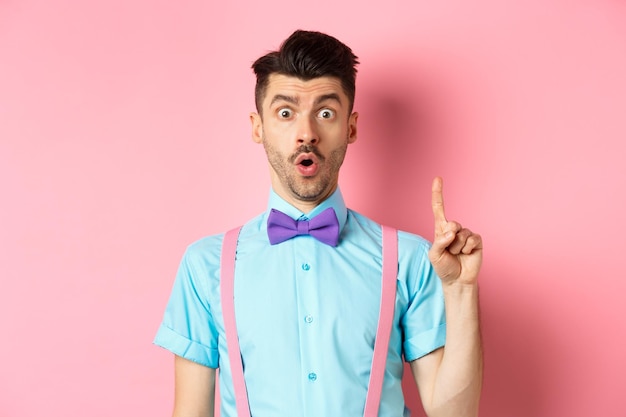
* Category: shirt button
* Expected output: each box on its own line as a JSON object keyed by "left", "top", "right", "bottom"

{"left": 301, "top": 263, "right": 311, "bottom": 271}
{"left": 304, "top": 315, "right": 313, "bottom": 323}
{"left": 308, "top": 372, "right": 317, "bottom": 381}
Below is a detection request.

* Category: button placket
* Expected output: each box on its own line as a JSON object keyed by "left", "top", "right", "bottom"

{"left": 294, "top": 239, "right": 322, "bottom": 392}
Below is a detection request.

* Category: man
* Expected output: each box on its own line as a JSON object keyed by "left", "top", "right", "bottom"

{"left": 154, "top": 30, "right": 483, "bottom": 417}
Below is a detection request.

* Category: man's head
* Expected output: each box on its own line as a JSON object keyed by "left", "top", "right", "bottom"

{"left": 252, "top": 30, "right": 359, "bottom": 115}
{"left": 250, "top": 30, "right": 360, "bottom": 213}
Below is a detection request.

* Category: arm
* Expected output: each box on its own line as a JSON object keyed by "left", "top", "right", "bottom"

{"left": 410, "top": 285, "right": 482, "bottom": 417}
{"left": 411, "top": 177, "right": 483, "bottom": 417}
{"left": 172, "top": 355, "right": 216, "bottom": 417}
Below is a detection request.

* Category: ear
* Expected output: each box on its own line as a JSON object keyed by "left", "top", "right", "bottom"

{"left": 348, "top": 111, "right": 358, "bottom": 144}
{"left": 250, "top": 112, "right": 263, "bottom": 144}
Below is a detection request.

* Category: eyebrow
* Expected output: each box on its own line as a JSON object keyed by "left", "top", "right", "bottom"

{"left": 269, "top": 93, "right": 344, "bottom": 108}
{"left": 314, "top": 93, "right": 343, "bottom": 107}
{"left": 270, "top": 94, "right": 298, "bottom": 107}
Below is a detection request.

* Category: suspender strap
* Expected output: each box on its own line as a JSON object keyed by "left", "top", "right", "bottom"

{"left": 220, "top": 226, "right": 250, "bottom": 417}
{"left": 363, "top": 225, "right": 398, "bottom": 417}
{"left": 220, "top": 225, "right": 398, "bottom": 417}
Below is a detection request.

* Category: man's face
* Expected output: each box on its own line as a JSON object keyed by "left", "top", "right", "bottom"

{"left": 250, "top": 74, "right": 358, "bottom": 211}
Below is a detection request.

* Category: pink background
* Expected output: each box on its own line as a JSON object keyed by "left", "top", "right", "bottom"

{"left": 1, "top": 1, "right": 625, "bottom": 416}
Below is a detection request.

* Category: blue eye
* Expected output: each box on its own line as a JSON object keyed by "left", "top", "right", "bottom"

{"left": 318, "top": 109, "right": 335, "bottom": 119}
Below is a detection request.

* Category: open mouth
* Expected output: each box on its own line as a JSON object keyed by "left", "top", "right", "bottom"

{"left": 294, "top": 153, "right": 319, "bottom": 176}
{"left": 294, "top": 153, "right": 318, "bottom": 166}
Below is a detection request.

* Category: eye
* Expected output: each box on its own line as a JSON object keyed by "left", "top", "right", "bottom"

{"left": 317, "top": 108, "right": 335, "bottom": 119}
{"left": 277, "top": 108, "right": 293, "bottom": 119}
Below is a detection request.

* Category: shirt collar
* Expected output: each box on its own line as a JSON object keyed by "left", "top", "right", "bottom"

{"left": 265, "top": 187, "right": 348, "bottom": 233}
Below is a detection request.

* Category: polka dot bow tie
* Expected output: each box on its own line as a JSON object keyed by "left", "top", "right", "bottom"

{"left": 266, "top": 207, "right": 340, "bottom": 247}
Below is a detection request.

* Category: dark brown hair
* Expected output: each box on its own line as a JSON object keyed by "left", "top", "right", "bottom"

{"left": 252, "top": 30, "right": 359, "bottom": 114}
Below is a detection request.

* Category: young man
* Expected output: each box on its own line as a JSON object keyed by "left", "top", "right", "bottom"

{"left": 154, "top": 30, "right": 483, "bottom": 417}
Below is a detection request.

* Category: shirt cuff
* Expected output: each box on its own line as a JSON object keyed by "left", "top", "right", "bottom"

{"left": 153, "top": 324, "right": 219, "bottom": 368}
{"left": 403, "top": 322, "right": 447, "bottom": 362}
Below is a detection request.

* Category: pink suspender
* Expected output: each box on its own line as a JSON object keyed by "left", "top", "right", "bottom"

{"left": 363, "top": 225, "right": 398, "bottom": 417}
{"left": 220, "top": 226, "right": 250, "bottom": 417}
{"left": 220, "top": 225, "right": 398, "bottom": 417}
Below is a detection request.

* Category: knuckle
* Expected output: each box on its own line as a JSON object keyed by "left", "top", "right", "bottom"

{"left": 446, "top": 222, "right": 462, "bottom": 233}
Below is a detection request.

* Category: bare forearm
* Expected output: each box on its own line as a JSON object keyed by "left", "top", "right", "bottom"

{"left": 429, "top": 282, "right": 483, "bottom": 417}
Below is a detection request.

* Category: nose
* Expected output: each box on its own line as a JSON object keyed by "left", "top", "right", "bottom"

{"left": 296, "top": 116, "right": 319, "bottom": 145}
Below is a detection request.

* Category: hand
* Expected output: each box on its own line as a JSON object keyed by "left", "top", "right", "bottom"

{"left": 428, "top": 177, "right": 482, "bottom": 286}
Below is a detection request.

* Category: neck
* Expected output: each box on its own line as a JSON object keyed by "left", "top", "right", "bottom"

{"left": 273, "top": 184, "right": 337, "bottom": 214}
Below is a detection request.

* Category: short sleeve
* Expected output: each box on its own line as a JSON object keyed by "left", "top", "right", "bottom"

{"left": 399, "top": 233, "right": 447, "bottom": 362}
{"left": 153, "top": 244, "right": 220, "bottom": 368}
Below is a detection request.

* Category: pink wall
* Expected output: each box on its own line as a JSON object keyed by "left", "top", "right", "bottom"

{"left": 1, "top": 1, "right": 625, "bottom": 416}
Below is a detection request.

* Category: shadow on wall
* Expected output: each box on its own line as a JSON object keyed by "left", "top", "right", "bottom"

{"left": 347, "top": 58, "right": 558, "bottom": 417}
{"left": 478, "top": 286, "right": 558, "bottom": 417}
{"left": 402, "top": 281, "right": 559, "bottom": 417}
{"left": 344, "top": 56, "right": 454, "bottom": 238}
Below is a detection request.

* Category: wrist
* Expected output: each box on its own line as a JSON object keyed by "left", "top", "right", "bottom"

{"left": 442, "top": 281, "right": 481, "bottom": 321}
{"left": 442, "top": 280, "right": 479, "bottom": 296}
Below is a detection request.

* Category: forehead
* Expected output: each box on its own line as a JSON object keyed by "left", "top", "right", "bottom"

{"left": 263, "top": 74, "right": 347, "bottom": 107}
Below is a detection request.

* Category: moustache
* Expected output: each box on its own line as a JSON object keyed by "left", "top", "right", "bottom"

{"left": 289, "top": 145, "right": 324, "bottom": 163}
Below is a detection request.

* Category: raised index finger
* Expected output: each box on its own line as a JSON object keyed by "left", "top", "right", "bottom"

{"left": 431, "top": 176, "right": 448, "bottom": 226}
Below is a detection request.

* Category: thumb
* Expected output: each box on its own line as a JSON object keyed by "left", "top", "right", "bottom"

{"left": 429, "top": 230, "right": 455, "bottom": 261}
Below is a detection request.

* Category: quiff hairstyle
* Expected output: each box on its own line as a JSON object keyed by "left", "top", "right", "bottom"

{"left": 252, "top": 30, "right": 359, "bottom": 115}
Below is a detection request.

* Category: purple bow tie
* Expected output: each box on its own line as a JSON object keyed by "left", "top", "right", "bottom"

{"left": 267, "top": 207, "right": 340, "bottom": 247}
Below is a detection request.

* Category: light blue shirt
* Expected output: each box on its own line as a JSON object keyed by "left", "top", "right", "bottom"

{"left": 154, "top": 188, "right": 446, "bottom": 417}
